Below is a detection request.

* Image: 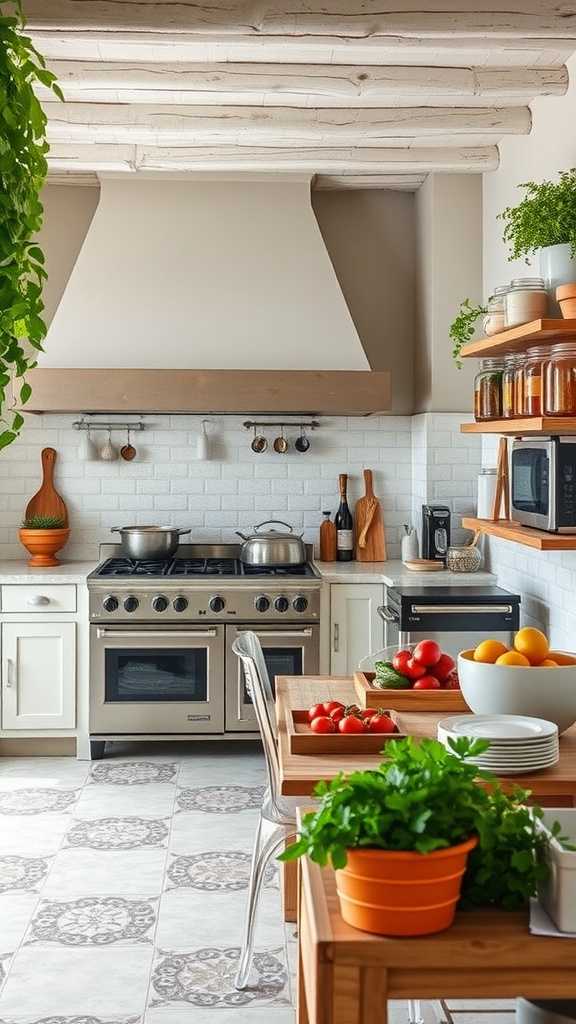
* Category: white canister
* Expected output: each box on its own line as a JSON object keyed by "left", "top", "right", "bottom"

{"left": 504, "top": 277, "right": 549, "bottom": 328}
{"left": 401, "top": 526, "right": 419, "bottom": 563}
{"left": 477, "top": 467, "right": 498, "bottom": 519}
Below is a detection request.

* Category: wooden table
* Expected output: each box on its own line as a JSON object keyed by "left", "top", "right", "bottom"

{"left": 276, "top": 675, "right": 576, "bottom": 920}
{"left": 298, "top": 846, "right": 576, "bottom": 1024}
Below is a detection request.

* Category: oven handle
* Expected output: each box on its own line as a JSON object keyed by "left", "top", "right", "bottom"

{"left": 235, "top": 628, "right": 313, "bottom": 639}
{"left": 95, "top": 628, "right": 218, "bottom": 639}
{"left": 410, "top": 605, "right": 514, "bottom": 615}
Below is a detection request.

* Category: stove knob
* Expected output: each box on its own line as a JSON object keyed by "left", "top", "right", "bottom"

{"left": 173, "top": 596, "right": 188, "bottom": 613}
{"left": 274, "top": 596, "right": 289, "bottom": 613}
{"left": 293, "top": 595, "right": 308, "bottom": 613}
{"left": 255, "top": 595, "right": 270, "bottom": 613}
{"left": 209, "top": 595, "right": 226, "bottom": 613}
{"left": 102, "top": 595, "right": 119, "bottom": 613}
{"left": 152, "top": 595, "right": 169, "bottom": 613}
{"left": 123, "top": 596, "right": 139, "bottom": 613}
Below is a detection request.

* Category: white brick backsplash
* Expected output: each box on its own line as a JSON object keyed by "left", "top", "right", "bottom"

{"left": 273, "top": 479, "right": 304, "bottom": 494}
{"left": 153, "top": 495, "right": 187, "bottom": 511}
{"left": 170, "top": 478, "right": 205, "bottom": 494}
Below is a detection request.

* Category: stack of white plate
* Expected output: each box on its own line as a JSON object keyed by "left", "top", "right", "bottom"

{"left": 437, "top": 715, "right": 559, "bottom": 774}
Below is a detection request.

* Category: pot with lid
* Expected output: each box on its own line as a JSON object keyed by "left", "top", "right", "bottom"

{"left": 111, "top": 525, "right": 191, "bottom": 561}
{"left": 236, "top": 520, "right": 306, "bottom": 566}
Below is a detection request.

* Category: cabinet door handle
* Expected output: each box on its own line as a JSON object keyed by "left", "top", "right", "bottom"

{"left": 5, "top": 659, "right": 15, "bottom": 688}
{"left": 27, "top": 595, "right": 50, "bottom": 606}
{"left": 333, "top": 622, "right": 340, "bottom": 653}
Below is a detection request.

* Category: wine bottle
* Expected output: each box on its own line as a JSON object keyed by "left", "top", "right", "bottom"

{"left": 335, "top": 474, "right": 354, "bottom": 562}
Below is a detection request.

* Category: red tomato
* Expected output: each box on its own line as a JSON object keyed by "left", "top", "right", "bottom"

{"left": 368, "top": 713, "right": 396, "bottom": 734}
{"left": 310, "top": 715, "right": 336, "bottom": 733}
{"left": 322, "top": 700, "right": 344, "bottom": 715}
{"left": 405, "top": 657, "right": 426, "bottom": 681}
{"left": 338, "top": 715, "right": 365, "bottom": 734}
{"left": 443, "top": 670, "right": 460, "bottom": 690}
{"left": 429, "top": 653, "right": 455, "bottom": 682}
{"left": 392, "top": 650, "right": 412, "bottom": 676}
{"left": 413, "top": 640, "right": 442, "bottom": 666}
{"left": 329, "top": 706, "right": 345, "bottom": 724}
{"left": 308, "top": 703, "right": 326, "bottom": 723}
{"left": 413, "top": 674, "right": 441, "bottom": 690}
{"left": 359, "top": 708, "right": 376, "bottom": 720}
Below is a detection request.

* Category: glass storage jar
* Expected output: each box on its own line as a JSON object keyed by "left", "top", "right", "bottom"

{"left": 514, "top": 355, "right": 526, "bottom": 418}
{"left": 502, "top": 355, "right": 517, "bottom": 418}
{"left": 473, "top": 358, "right": 504, "bottom": 421}
{"left": 504, "top": 277, "right": 549, "bottom": 328}
{"left": 483, "top": 286, "right": 508, "bottom": 337}
{"left": 543, "top": 342, "right": 576, "bottom": 416}
{"left": 523, "top": 345, "right": 549, "bottom": 416}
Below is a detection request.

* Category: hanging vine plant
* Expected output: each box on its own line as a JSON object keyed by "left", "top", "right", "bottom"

{"left": 0, "top": 0, "right": 62, "bottom": 450}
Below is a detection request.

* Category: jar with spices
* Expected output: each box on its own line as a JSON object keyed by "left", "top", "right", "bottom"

{"left": 523, "top": 345, "right": 549, "bottom": 417}
{"left": 514, "top": 355, "right": 526, "bottom": 419}
{"left": 502, "top": 355, "right": 517, "bottom": 418}
{"left": 473, "top": 358, "right": 504, "bottom": 421}
{"left": 543, "top": 341, "right": 576, "bottom": 416}
{"left": 504, "top": 278, "right": 549, "bottom": 328}
{"left": 483, "top": 285, "right": 508, "bottom": 337}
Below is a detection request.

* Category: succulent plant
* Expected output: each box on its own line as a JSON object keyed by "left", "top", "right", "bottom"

{"left": 22, "top": 515, "right": 67, "bottom": 530}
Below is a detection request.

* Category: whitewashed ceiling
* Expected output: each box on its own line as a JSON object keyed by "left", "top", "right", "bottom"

{"left": 24, "top": 0, "right": 576, "bottom": 191}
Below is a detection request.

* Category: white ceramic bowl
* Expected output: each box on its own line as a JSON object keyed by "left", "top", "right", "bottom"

{"left": 458, "top": 650, "right": 576, "bottom": 734}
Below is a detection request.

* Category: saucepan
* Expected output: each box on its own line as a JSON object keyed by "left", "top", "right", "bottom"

{"left": 111, "top": 525, "right": 191, "bottom": 561}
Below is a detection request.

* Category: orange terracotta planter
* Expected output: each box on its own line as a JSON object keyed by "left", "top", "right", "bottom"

{"left": 556, "top": 283, "right": 576, "bottom": 319}
{"left": 19, "top": 528, "right": 70, "bottom": 567}
{"left": 335, "top": 836, "right": 477, "bottom": 936}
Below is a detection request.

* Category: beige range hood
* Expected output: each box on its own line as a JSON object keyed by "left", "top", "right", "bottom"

{"left": 28, "top": 178, "right": 389, "bottom": 414}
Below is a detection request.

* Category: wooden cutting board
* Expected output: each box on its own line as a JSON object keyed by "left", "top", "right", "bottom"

{"left": 354, "top": 468, "right": 386, "bottom": 561}
{"left": 25, "top": 448, "right": 68, "bottom": 526}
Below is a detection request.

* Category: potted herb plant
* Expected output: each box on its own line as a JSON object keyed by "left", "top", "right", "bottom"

{"left": 19, "top": 514, "right": 70, "bottom": 566}
{"left": 499, "top": 169, "right": 576, "bottom": 301}
{"left": 281, "top": 736, "right": 555, "bottom": 936}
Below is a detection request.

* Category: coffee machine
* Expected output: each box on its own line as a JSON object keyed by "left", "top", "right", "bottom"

{"left": 422, "top": 505, "right": 451, "bottom": 563}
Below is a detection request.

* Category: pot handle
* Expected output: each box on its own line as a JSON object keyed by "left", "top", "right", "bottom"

{"left": 110, "top": 528, "right": 122, "bottom": 533}
{"left": 235, "top": 530, "right": 249, "bottom": 541}
{"left": 176, "top": 529, "right": 191, "bottom": 536}
{"left": 254, "top": 519, "right": 294, "bottom": 533}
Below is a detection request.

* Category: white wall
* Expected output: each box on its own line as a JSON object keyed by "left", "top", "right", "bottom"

{"left": 482, "top": 51, "right": 576, "bottom": 650}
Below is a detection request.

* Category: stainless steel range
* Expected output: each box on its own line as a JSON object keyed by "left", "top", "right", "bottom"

{"left": 88, "top": 544, "right": 321, "bottom": 757}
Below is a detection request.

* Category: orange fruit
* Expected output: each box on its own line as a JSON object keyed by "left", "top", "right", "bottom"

{"left": 495, "top": 651, "right": 530, "bottom": 667}
{"left": 513, "top": 627, "right": 549, "bottom": 665}
{"left": 539, "top": 659, "right": 559, "bottom": 667}
{"left": 548, "top": 651, "right": 576, "bottom": 666}
{"left": 473, "top": 639, "right": 509, "bottom": 664}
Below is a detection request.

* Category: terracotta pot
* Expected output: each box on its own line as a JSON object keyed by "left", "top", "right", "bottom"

{"left": 556, "top": 283, "right": 576, "bottom": 319}
{"left": 335, "top": 836, "right": 477, "bottom": 936}
{"left": 18, "top": 528, "right": 70, "bottom": 567}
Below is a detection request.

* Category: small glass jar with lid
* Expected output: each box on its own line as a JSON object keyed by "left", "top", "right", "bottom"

{"left": 473, "top": 358, "right": 504, "bottom": 421}
{"left": 483, "top": 285, "right": 508, "bottom": 337}
{"left": 523, "top": 345, "right": 550, "bottom": 416}
{"left": 504, "top": 277, "right": 549, "bottom": 328}
{"left": 543, "top": 342, "right": 576, "bottom": 416}
{"left": 502, "top": 355, "right": 517, "bottom": 418}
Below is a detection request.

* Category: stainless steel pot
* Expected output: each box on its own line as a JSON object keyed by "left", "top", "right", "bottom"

{"left": 236, "top": 520, "right": 306, "bottom": 566}
{"left": 111, "top": 525, "right": 191, "bottom": 560}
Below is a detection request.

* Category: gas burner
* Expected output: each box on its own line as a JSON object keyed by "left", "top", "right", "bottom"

{"left": 93, "top": 555, "right": 318, "bottom": 580}
{"left": 241, "top": 563, "right": 316, "bottom": 578}
{"left": 96, "top": 557, "right": 173, "bottom": 577}
{"left": 170, "top": 558, "right": 241, "bottom": 577}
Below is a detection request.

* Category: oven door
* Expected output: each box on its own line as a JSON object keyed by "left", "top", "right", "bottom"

{"left": 90, "top": 624, "right": 225, "bottom": 734}
{"left": 511, "top": 441, "right": 552, "bottom": 529}
{"left": 225, "top": 624, "right": 320, "bottom": 732}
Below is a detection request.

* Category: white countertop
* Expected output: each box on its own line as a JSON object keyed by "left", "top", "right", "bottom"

{"left": 314, "top": 559, "right": 496, "bottom": 587}
{"left": 0, "top": 561, "right": 97, "bottom": 584}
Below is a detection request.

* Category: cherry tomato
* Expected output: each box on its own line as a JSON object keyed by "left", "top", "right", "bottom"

{"left": 405, "top": 657, "right": 426, "bottom": 681}
{"left": 308, "top": 703, "right": 326, "bottom": 723}
{"left": 310, "top": 715, "right": 336, "bottom": 733}
{"left": 429, "top": 653, "right": 455, "bottom": 682}
{"left": 368, "top": 713, "right": 396, "bottom": 734}
{"left": 359, "top": 708, "right": 376, "bottom": 721}
{"left": 322, "top": 700, "right": 344, "bottom": 715}
{"left": 338, "top": 715, "right": 365, "bottom": 734}
{"left": 392, "top": 650, "right": 412, "bottom": 676}
{"left": 413, "top": 640, "right": 442, "bottom": 666}
{"left": 329, "top": 706, "right": 346, "bottom": 724}
{"left": 413, "top": 674, "right": 441, "bottom": 690}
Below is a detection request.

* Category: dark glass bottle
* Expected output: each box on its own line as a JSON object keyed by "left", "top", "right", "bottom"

{"left": 335, "top": 473, "right": 354, "bottom": 562}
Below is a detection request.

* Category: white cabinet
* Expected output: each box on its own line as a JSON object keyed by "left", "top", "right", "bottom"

{"left": 330, "top": 584, "right": 384, "bottom": 675}
{"left": 2, "top": 622, "right": 76, "bottom": 730}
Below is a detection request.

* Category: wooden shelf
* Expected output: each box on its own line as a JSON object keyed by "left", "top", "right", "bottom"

{"left": 462, "top": 517, "right": 576, "bottom": 550}
{"left": 461, "top": 318, "right": 576, "bottom": 359}
{"left": 461, "top": 417, "right": 576, "bottom": 436}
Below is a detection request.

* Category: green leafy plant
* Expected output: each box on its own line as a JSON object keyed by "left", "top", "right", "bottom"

{"left": 281, "top": 736, "right": 567, "bottom": 911}
{"left": 449, "top": 299, "right": 487, "bottom": 368}
{"left": 499, "top": 168, "right": 576, "bottom": 263}
{"left": 0, "top": 0, "right": 62, "bottom": 451}
{"left": 22, "top": 514, "right": 66, "bottom": 530}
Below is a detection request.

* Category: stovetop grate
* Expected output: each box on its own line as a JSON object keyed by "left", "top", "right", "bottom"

{"left": 93, "top": 556, "right": 316, "bottom": 579}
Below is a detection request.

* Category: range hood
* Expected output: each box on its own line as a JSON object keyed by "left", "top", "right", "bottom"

{"left": 28, "top": 178, "right": 389, "bottom": 414}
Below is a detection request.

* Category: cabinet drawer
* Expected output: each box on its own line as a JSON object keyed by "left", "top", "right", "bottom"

{"left": 1, "top": 585, "right": 77, "bottom": 614}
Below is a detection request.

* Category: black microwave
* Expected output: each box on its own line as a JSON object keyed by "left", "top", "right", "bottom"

{"left": 511, "top": 437, "right": 576, "bottom": 533}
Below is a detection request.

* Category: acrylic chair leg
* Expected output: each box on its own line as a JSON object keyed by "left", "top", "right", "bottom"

{"left": 408, "top": 999, "right": 424, "bottom": 1024}
{"left": 235, "top": 817, "right": 296, "bottom": 990}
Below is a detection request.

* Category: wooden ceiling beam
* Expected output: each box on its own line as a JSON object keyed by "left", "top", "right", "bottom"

{"left": 37, "top": 61, "right": 568, "bottom": 108}
{"left": 314, "top": 174, "right": 426, "bottom": 190}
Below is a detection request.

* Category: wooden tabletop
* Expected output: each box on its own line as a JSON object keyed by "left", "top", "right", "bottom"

{"left": 276, "top": 676, "right": 576, "bottom": 799}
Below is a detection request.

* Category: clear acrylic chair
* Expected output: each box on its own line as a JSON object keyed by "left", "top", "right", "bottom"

{"left": 232, "top": 630, "right": 299, "bottom": 990}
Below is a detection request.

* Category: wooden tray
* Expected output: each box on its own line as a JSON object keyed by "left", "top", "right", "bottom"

{"left": 287, "top": 708, "right": 404, "bottom": 754}
{"left": 354, "top": 672, "right": 470, "bottom": 712}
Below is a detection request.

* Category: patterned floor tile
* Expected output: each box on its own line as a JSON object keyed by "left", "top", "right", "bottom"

{"left": 0, "top": 858, "right": 50, "bottom": 895}
{"left": 169, "top": 808, "right": 260, "bottom": 854}
{"left": 165, "top": 850, "right": 276, "bottom": 892}
{"left": 43, "top": 849, "right": 168, "bottom": 897}
{"left": 25, "top": 896, "right": 157, "bottom": 946}
{"left": 0, "top": 895, "right": 40, "bottom": 950}
{"left": 176, "top": 784, "right": 265, "bottom": 815}
{"left": 145, "top": 1009, "right": 294, "bottom": 1024}
{"left": 0, "top": 817, "right": 72, "bottom": 857}
{"left": 156, "top": 887, "right": 283, "bottom": 950}
{"left": 149, "top": 946, "right": 290, "bottom": 1009}
{"left": 0, "top": 789, "right": 80, "bottom": 816}
{"left": 0, "top": 947, "right": 154, "bottom": 1015}
{"left": 89, "top": 763, "right": 177, "bottom": 787}
{"left": 74, "top": 786, "right": 176, "bottom": 820}
{"left": 64, "top": 817, "right": 169, "bottom": 851}
{"left": 0, "top": 954, "right": 13, "bottom": 991}
{"left": 0, "top": 1018, "right": 140, "bottom": 1024}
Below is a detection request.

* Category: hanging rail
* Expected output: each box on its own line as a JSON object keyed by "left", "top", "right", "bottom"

{"left": 243, "top": 420, "right": 320, "bottom": 430}
{"left": 73, "top": 420, "right": 147, "bottom": 432}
